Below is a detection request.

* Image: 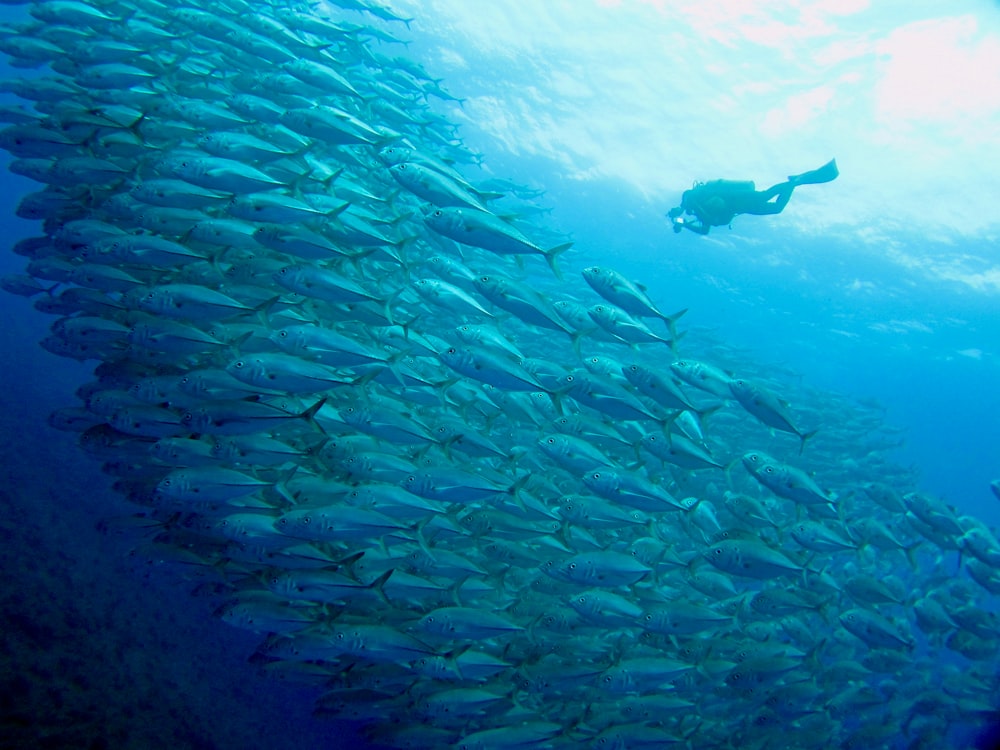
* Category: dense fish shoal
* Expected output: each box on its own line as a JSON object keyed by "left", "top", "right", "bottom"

{"left": 1, "top": 1, "right": 999, "bottom": 749}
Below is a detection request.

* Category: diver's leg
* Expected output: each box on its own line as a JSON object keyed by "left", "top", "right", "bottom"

{"left": 754, "top": 182, "right": 795, "bottom": 214}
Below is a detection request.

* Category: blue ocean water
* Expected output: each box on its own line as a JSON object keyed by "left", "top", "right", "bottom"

{"left": 1, "top": 1, "right": 999, "bottom": 748}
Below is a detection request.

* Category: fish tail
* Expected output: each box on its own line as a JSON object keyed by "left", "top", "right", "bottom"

{"left": 797, "top": 428, "right": 819, "bottom": 454}
{"left": 660, "top": 306, "right": 688, "bottom": 337}
{"left": 722, "top": 458, "right": 740, "bottom": 490}
{"left": 666, "top": 329, "right": 687, "bottom": 354}
{"left": 543, "top": 242, "right": 573, "bottom": 279}
{"left": 253, "top": 295, "right": 282, "bottom": 328}
{"left": 367, "top": 569, "right": 394, "bottom": 607}
{"left": 297, "top": 397, "right": 328, "bottom": 435}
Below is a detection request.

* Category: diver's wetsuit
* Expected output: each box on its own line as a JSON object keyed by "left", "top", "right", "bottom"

{"left": 670, "top": 159, "right": 838, "bottom": 235}
{"left": 679, "top": 180, "right": 795, "bottom": 233}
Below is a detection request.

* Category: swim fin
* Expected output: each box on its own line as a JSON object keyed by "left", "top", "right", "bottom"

{"left": 788, "top": 159, "right": 839, "bottom": 186}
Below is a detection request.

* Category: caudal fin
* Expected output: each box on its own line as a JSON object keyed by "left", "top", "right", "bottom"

{"left": 797, "top": 428, "right": 819, "bottom": 455}
{"left": 543, "top": 242, "right": 573, "bottom": 279}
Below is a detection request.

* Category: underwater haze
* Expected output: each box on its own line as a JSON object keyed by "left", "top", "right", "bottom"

{"left": 1, "top": 1, "right": 999, "bottom": 749}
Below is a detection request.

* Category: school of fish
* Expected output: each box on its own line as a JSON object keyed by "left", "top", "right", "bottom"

{"left": 2, "top": 1, "right": 999, "bottom": 748}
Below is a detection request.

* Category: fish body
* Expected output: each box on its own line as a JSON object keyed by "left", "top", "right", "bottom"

{"left": 583, "top": 469, "right": 686, "bottom": 513}
{"left": 669, "top": 359, "right": 733, "bottom": 398}
{"left": 730, "top": 378, "right": 815, "bottom": 451}
{"left": 705, "top": 538, "right": 805, "bottom": 580}
{"left": 473, "top": 274, "right": 573, "bottom": 335}
{"left": 588, "top": 304, "right": 676, "bottom": 347}
{"left": 136, "top": 284, "right": 259, "bottom": 321}
{"left": 226, "top": 353, "right": 352, "bottom": 393}
{"left": 839, "top": 608, "right": 914, "bottom": 650}
{"left": 425, "top": 207, "right": 570, "bottom": 276}
{"left": 742, "top": 451, "right": 833, "bottom": 507}
{"left": 390, "top": 161, "right": 488, "bottom": 210}
{"left": 622, "top": 362, "right": 700, "bottom": 411}
{"left": 582, "top": 266, "right": 686, "bottom": 331}
{"left": 418, "top": 607, "right": 524, "bottom": 640}
{"left": 543, "top": 550, "right": 651, "bottom": 588}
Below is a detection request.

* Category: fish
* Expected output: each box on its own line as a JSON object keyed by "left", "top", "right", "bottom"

{"left": 838, "top": 608, "right": 915, "bottom": 651}
{"left": 705, "top": 538, "right": 808, "bottom": 580}
{"left": 742, "top": 451, "right": 836, "bottom": 513}
{"left": 588, "top": 303, "right": 678, "bottom": 348}
{"left": 730, "top": 377, "right": 817, "bottom": 453}
{"left": 418, "top": 607, "right": 524, "bottom": 640}
{"left": 582, "top": 265, "right": 687, "bottom": 333}
{"left": 542, "top": 550, "right": 652, "bottom": 588}
{"left": 670, "top": 358, "right": 734, "bottom": 398}
{"left": 389, "top": 161, "right": 492, "bottom": 211}
{"left": 425, "top": 207, "right": 572, "bottom": 277}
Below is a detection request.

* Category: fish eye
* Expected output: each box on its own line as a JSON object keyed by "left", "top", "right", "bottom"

{"left": 233, "top": 360, "right": 244, "bottom": 368}
{"left": 446, "top": 348, "right": 456, "bottom": 354}
{"left": 714, "top": 548, "right": 722, "bottom": 555}
{"left": 566, "top": 375, "right": 574, "bottom": 382}
{"left": 433, "top": 210, "right": 442, "bottom": 216}
{"left": 764, "top": 467, "right": 773, "bottom": 474}
{"left": 547, "top": 438, "right": 555, "bottom": 444}
{"left": 591, "top": 472, "right": 600, "bottom": 479}
{"left": 568, "top": 563, "right": 576, "bottom": 570}
{"left": 302, "top": 517, "right": 311, "bottom": 525}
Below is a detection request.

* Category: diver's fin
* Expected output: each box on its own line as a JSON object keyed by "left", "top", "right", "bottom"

{"left": 789, "top": 159, "right": 839, "bottom": 186}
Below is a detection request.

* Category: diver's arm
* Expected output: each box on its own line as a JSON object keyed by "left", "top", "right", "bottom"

{"left": 672, "top": 216, "right": 710, "bottom": 235}
{"left": 681, "top": 220, "right": 710, "bottom": 235}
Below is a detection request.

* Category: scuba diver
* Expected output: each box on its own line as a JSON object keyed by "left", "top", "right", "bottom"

{"left": 668, "top": 159, "right": 839, "bottom": 235}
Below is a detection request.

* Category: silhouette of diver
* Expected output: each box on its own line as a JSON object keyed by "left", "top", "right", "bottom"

{"left": 668, "top": 159, "right": 839, "bottom": 235}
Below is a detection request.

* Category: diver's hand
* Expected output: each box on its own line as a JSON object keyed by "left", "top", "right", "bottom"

{"left": 671, "top": 216, "right": 685, "bottom": 234}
